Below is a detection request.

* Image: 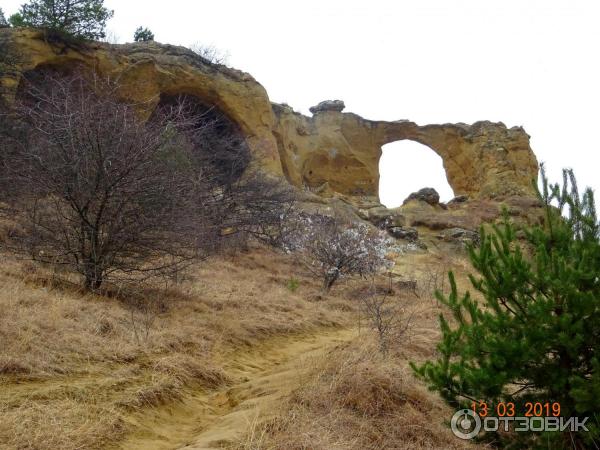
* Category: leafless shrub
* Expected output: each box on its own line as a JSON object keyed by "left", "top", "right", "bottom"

{"left": 396, "top": 278, "right": 418, "bottom": 296}
{"left": 0, "top": 70, "right": 253, "bottom": 290}
{"left": 224, "top": 174, "right": 299, "bottom": 248}
{"left": 360, "top": 275, "right": 414, "bottom": 356}
{"left": 289, "top": 214, "right": 394, "bottom": 292}
{"left": 126, "top": 296, "right": 161, "bottom": 346}
{"left": 0, "top": 9, "right": 7, "bottom": 28}
{"left": 417, "top": 268, "right": 447, "bottom": 303}
{"left": 189, "top": 42, "right": 230, "bottom": 65}
{"left": 101, "top": 30, "right": 120, "bottom": 44}
{"left": 148, "top": 93, "right": 299, "bottom": 252}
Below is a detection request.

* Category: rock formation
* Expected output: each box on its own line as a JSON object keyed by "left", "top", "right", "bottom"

{"left": 1, "top": 28, "right": 539, "bottom": 209}
{"left": 272, "top": 104, "right": 539, "bottom": 203}
{"left": 0, "top": 29, "right": 283, "bottom": 174}
{"left": 403, "top": 188, "right": 440, "bottom": 206}
{"left": 309, "top": 100, "right": 345, "bottom": 114}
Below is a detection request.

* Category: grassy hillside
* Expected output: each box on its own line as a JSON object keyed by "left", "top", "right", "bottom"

{"left": 0, "top": 241, "right": 475, "bottom": 449}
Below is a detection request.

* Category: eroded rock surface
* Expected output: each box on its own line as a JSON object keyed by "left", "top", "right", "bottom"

{"left": 272, "top": 105, "right": 539, "bottom": 202}
{"left": 0, "top": 28, "right": 282, "bottom": 173}
{"left": 404, "top": 188, "right": 440, "bottom": 206}
{"left": 2, "top": 29, "right": 540, "bottom": 209}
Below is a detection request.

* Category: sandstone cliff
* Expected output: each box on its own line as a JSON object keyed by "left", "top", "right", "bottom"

{"left": 272, "top": 103, "right": 539, "bottom": 202}
{"left": 1, "top": 28, "right": 539, "bottom": 209}
{"left": 0, "top": 28, "right": 282, "bottom": 174}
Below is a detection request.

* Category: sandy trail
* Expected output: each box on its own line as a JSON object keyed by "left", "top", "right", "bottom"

{"left": 117, "top": 327, "right": 356, "bottom": 450}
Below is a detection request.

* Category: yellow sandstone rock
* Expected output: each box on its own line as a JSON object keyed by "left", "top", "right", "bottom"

{"left": 1, "top": 29, "right": 282, "bottom": 174}
{"left": 272, "top": 103, "right": 539, "bottom": 201}
{"left": 1, "top": 29, "right": 539, "bottom": 204}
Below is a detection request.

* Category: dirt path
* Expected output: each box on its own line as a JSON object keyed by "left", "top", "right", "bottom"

{"left": 117, "top": 327, "right": 357, "bottom": 450}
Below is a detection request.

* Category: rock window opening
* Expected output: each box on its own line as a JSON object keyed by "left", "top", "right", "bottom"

{"left": 379, "top": 141, "right": 454, "bottom": 208}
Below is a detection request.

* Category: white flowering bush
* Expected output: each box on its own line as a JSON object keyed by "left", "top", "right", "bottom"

{"left": 290, "top": 214, "right": 394, "bottom": 292}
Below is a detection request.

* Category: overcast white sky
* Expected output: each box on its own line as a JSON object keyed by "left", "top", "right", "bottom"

{"left": 3, "top": 0, "right": 599, "bottom": 207}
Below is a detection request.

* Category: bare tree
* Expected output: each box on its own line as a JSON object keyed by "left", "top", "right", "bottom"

{"left": 189, "top": 42, "right": 230, "bottom": 65}
{"left": 290, "top": 214, "right": 393, "bottom": 292}
{"left": 220, "top": 172, "right": 299, "bottom": 247}
{"left": 0, "top": 9, "right": 8, "bottom": 28}
{"left": 360, "top": 275, "right": 414, "bottom": 356}
{"left": 0, "top": 71, "right": 246, "bottom": 290}
{"left": 154, "top": 93, "right": 299, "bottom": 250}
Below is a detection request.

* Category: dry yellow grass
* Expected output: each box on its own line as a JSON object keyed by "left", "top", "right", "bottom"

{"left": 231, "top": 257, "right": 482, "bottom": 450}
{"left": 0, "top": 236, "right": 481, "bottom": 450}
{"left": 0, "top": 245, "right": 358, "bottom": 449}
{"left": 234, "top": 337, "right": 478, "bottom": 450}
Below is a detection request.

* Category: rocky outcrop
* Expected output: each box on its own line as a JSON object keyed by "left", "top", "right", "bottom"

{"left": 403, "top": 188, "right": 440, "bottom": 206}
{"left": 448, "top": 195, "right": 469, "bottom": 205}
{"left": 388, "top": 226, "right": 418, "bottom": 241}
{"left": 1, "top": 29, "right": 540, "bottom": 207}
{"left": 272, "top": 105, "right": 539, "bottom": 202}
{"left": 438, "top": 228, "right": 480, "bottom": 245}
{"left": 0, "top": 28, "right": 282, "bottom": 173}
{"left": 309, "top": 99, "right": 345, "bottom": 114}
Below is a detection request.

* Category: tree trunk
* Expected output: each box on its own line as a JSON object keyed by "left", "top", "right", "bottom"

{"left": 322, "top": 274, "right": 338, "bottom": 292}
{"left": 84, "top": 265, "right": 103, "bottom": 291}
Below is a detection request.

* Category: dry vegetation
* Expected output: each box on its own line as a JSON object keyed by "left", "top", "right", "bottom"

{"left": 237, "top": 337, "right": 478, "bottom": 450}
{"left": 234, "top": 246, "right": 479, "bottom": 450}
{"left": 0, "top": 244, "right": 355, "bottom": 449}
{"left": 0, "top": 230, "right": 478, "bottom": 449}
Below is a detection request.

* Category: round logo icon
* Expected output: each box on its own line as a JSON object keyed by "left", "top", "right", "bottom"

{"left": 451, "top": 409, "right": 481, "bottom": 440}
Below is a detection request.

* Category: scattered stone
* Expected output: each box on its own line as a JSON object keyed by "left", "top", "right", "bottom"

{"left": 358, "top": 206, "right": 405, "bottom": 229}
{"left": 309, "top": 100, "right": 345, "bottom": 114}
{"left": 403, "top": 187, "right": 440, "bottom": 206}
{"left": 439, "top": 227, "right": 480, "bottom": 245}
{"left": 388, "top": 226, "right": 418, "bottom": 241}
{"left": 448, "top": 195, "right": 469, "bottom": 205}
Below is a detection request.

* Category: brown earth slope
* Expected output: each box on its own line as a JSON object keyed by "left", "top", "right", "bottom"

{"left": 0, "top": 242, "right": 479, "bottom": 450}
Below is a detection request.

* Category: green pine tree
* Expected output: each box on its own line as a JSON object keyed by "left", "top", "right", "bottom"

{"left": 133, "top": 26, "right": 154, "bottom": 42}
{"left": 412, "top": 167, "right": 600, "bottom": 449}
{"left": 8, "top": 13, "right": 26, "bottom": 28}
{"left": 14, "top": 0, "right": 113, "bottom": 40}
{"left": 0, "top": 8, "right": 9, "bottom": 28}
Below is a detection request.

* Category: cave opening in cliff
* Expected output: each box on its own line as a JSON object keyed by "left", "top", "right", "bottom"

{"left": 378, "top": 141, "right": 454, "bottom": 208}
{"left": 152, "top": 93, "right": 251, "bottom": 184}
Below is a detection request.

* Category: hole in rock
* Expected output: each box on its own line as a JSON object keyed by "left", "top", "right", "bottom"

{"left": 378, "top": 141, "right": 454, "bottom": 208}
{"left": 152, "top": 93, "right": 251, "bottom": 184}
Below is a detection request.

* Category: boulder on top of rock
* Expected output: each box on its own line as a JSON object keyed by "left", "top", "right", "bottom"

{"left": 403, "top": 187, "right": 440, "bottom": 206}
{"left": 309, "top": 100, "right": 346, "bottom": 114}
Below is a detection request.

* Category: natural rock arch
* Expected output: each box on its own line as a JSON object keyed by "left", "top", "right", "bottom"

{"left": 2, "top": 30, "right": 540, "bottom": 204}
{"left": 12, "top": 62, "right": 255, "bottom": 184}
{"left": 373, "top": 119, "right": 539, "bottom": 200}
{"left": 152, "top": 93, "right": 251, "bottom": 182}
{"left": 272, "top": 103, "right": 539, "bottom": 202}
